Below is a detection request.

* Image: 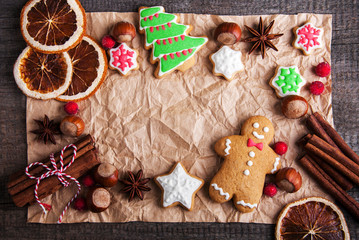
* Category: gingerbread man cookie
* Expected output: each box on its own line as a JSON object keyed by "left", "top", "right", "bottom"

{"left": 209, "top": 116, "right": 281, "bottom": 212}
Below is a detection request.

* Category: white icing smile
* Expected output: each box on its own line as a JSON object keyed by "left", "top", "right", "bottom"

{"left": 252, "top": 131, "right": 264, "bottom": 139}
{"left": 224, "top": 139, "right": 231, "bottom": 156}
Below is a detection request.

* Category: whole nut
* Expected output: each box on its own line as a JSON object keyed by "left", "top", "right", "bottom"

{"left": 111, "top": 21, "right": 136, "bottom": 43}
{"left": 60, "top": 115, "right": 85, "bottom": 137}
{"left": 275, "top": 167, "right": 302, "bottom": 193}
{"left": 214, "top": 22, "right": 242, "bottom": 45}
{"left": 94, "top": 163, "right": 119, "bottom": 187}
{"left": 281, "top": 95, "right": 308, "bottom": 119}
{"left": 86, "top": 187, "right": 111, "bottom": 213}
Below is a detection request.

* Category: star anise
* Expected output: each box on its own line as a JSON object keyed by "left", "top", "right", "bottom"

{"left": 120, "top": 170, "right": 151, "bottom": 201}
{"left": 243, "top": 17, "right": 283, "bottom": 59}
{"left": 31, "top": 115, "right": 61, "bottom": 145}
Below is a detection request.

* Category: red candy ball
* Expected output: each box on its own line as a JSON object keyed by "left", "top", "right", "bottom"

{"left": 64, "top": 101, "right": 79, "bottom": 115}
{"left": 309, "top": 81, "right": 325, "bottom": 95}
{"left": 101, "top": 35, "right": 116, "bottom": 49}
{"left": 274, "top": 142, "right": 288, "bottom": 155}
{"left": 81, "top": 174, "right": 95, "bottom": 188}
{"left": 315, "top": 62, "right": 331, "bottom": 77}
{"left": 263, "top": 183, "right": 277, "bottom": 197}
{"left": 73, "top": 197, "right": 87, "bottom": 211}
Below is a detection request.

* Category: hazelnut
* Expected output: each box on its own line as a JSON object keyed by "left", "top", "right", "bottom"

{"left": 86, "top": 187, "right": 111, "bottom": 213}
{"left": 111, "top": 21, "right": 136, "bottom": 43}
{"left": 60, "top": 115, "right": 85, "bottom": 137}
{"left": 281, "top": 95, "right": 308, "bottom": 119}
{"left": 94, "top": 163, "right": 119, "bottom": 187}
{"left": 214, "top": 22, "right": 241, "bottom": 45}
{"left": 275, "top": 167, "right": 302, "bottom": 193}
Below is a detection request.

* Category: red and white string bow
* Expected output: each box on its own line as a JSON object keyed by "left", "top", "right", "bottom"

{"left": 25, "top": 144, "right": 81, "bottom": 223}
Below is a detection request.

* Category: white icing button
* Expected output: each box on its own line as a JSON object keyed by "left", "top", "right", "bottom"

{"left": 247, "top": 161, "right": 253, "bottom": 166}
{"left": 249, "top": 151, "right": 255, "bottom": 158}
{"left": 253, "top": 122, "right": 259, "bottom": 128}
{"left": 263, "top": 127, "right": 269, "bottom": 133}
{"left": 243, "top": 169, "right": 250, "bottom": 176}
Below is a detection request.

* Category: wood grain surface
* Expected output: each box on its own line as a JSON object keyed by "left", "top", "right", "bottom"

{"left": 0, "top": 0, "right": 358, "bottom": 239}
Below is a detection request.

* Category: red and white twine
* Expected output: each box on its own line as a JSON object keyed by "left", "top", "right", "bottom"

{"left": 25, "top": 144, "right": 81, "bottom": 223}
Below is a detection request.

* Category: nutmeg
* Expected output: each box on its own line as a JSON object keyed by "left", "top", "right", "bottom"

{"left": 86, "top": 187, "right": 111, "bottom": 213}
{"left": 111, "top": 21, "right": 136, "bottom": 43}
{"left": 60, "top": 115, "right": 85, "bottom": 137}
{"left": 94, "top": 163, "right": 119, "bottom": 187}
{"left": 281, "top": 95, "right": 308, "bottom": 119}
{"left": 214, "top": 22, "right": 241, "bottom": 45}
{"left": 275, "top": 167, "right": 302, "bottom": 193}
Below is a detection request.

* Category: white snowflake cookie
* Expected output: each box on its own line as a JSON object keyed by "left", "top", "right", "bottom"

{"left": 109, "top": 43, "right": 139, "bottom": 75}
{"left": 210, "top": 46, "right": 244, "bottom": 81}
{"left": 269, "top": 66, "right": 306, "bottom": 98}
{"left": 293, "top": 22, "right": 323, "bottom": 55}
{"left": 154, "top": 162, "right": 204, "bottom": 211}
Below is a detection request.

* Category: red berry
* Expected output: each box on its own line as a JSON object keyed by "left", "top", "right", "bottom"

{"left": 81, "top": 174, "right": 95, "bottom": 187}
{"left": 64, "top": 101, "right": 79, "bottom": 115}
{"left": 309, "top": 81, "right": 325, "bottom": 95}
{"left": 315, "top": 62, "right": 331, "bottom": 77}
{"left": 101, "top": 35, "right": 116, "bottom": 49}
{"left": 263, "top": 183, "right": 277, "bottom": 197}
{"left": 274, "top": 142, "right": 288, "bottom": 155}
{"left": 73, "top": 197, "right": 87, "bottom": 211}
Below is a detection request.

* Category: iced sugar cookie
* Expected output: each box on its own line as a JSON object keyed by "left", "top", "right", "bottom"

{"left": 269, "top": 66, "right": 306, "bottom": 98}
{"left": 109, "top": 43, "right": 139, "bottom": 76}
{"left": 139, "top": 6, "right": 208, "bottom": 78}
{"left": 293, "top": 23, "right": 323, "bottom": 55}
{"left": 209, "top": 46, "right": 244, "bottom": 81}
{"left": 154, "top": 162, "right": 204, "bottom": 211}
{"left": 209, "top": 116, "right": 281, "bottom": 212}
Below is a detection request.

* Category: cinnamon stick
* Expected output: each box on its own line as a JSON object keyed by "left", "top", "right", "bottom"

{"left": 304, "top": 142, "right": 359, "bottom": 186}
{"left": 7, "top": 134, "right": 94, "bottom": 189}
{"left": 299, "top": 155, "right": 359, "bottom": 220}
{"left": 314, "top": 112, "right": 359, "bottom": 164}
{"left": 7, "top": 142, "right": 95, "bottom": 196}
{"left": 10, "top": 149, "right": 100, "bottom": 207}
{"left": 308, "top": 135, "right": 359, "bottom": 177}
{"left": 308, "top": 154, "right": 353, "bottom": 191}
{"left": 306, "top": 114, "right": 339, "bottom": 149}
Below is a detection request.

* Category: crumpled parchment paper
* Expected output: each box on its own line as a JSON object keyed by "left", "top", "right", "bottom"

{"left": 26, "top": 12, "right": 332, "bottom": 223}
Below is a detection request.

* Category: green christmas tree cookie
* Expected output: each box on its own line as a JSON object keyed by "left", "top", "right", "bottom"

{"left": 139, "top": 6, "right": 208, "bottom": 78}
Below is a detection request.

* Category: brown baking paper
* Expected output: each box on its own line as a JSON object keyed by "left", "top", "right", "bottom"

{"left": 26, "top": 12, "right": 332, "bottom": 223}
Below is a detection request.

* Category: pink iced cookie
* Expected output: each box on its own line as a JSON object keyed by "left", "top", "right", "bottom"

{"left": 293, "top": 22, "right": 323, "bottom": 55}
{"left": 109, "top": 43, "right": 139, "bottom": 75}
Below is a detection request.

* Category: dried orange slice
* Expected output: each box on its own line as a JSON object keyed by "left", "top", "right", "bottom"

{"left": 56, "top": 35, "right": 108, "bottom": 102}
{"left": 13, "top": 46, "right": 73, "bottom": 100}
{"left": 20, "top": 0, "right": 86, "bottom": 53}
{"left": 276, "top": 197, "right": 350, "bottom": 240}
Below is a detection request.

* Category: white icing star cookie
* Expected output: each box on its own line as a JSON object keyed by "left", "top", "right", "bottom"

{"left": 293, "top": 22, "right": 323, "bottom": 55}
{"left": 210, "top": 46, "right": 244, "bottom": 81}
{"left": 109, "top": 43, "right": 139, "bottom": 75}
{"left": 154, "top": 162, "right": 204, "bottom": 211}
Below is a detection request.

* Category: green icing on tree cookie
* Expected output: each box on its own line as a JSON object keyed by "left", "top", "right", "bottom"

{"left": 275, "top": 68, "right": 303, "bottom": 94}
{"left": 140, "top": 7, "right": 162, "bottom": 18}
{"left": 160, "top": 48, "right": 197, "bottom": 73}
{"left": 140, "top": 13, "right": 176, "bottom": 29}
{"left": 139, "top": 6, "right": 207, "bottom": 76}
{"left": 153, "top": 36, "right": 206, "bottom": 58}
{"left": 145, "top": 23, "right": 188, "bottom": 45}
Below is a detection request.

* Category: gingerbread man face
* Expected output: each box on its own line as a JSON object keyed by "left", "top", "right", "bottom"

{"left": 241, "top": 116, "right": 275, "bottom": 145}
{"left": 209, "top": 116, "right": 280, "bottom": 213}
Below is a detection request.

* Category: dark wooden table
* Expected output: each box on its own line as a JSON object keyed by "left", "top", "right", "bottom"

{"left": 1, "top": 0, "right": 358, "bottom": 239}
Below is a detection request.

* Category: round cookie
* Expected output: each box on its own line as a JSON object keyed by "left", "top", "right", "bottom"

{"left": 209, "top": 116, "right": 281, "bottom": 212}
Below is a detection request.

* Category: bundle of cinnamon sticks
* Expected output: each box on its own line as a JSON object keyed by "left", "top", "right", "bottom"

{"left": 298, "top": 112, "right": 359, "bottom": 220}
{"left": 7, "top": 135, "right": 100, "bottom": 207}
